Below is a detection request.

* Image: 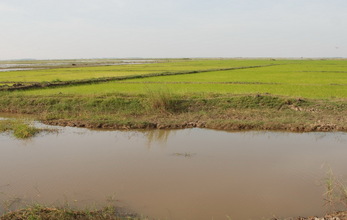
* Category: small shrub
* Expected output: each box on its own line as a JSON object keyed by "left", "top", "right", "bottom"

{"left": 144, "top": 89, "right": 180, "bottom": 113}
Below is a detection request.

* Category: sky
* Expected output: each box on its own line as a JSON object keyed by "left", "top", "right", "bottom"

{"left": 0, "top": 0, "right": 346, "bottom": 60}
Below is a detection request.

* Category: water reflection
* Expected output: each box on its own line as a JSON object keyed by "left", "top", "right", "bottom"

{"left": 142, "top": 129, "right": 175, "bottom": 149}
{"left": 223, "top": 129, "right": 347, "bottom": 144}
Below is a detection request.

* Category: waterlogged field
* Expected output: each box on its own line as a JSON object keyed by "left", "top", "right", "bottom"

{"left": 7, "top": 59, "right": 347, "bottom": 99}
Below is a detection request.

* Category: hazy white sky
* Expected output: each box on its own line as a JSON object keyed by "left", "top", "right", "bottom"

{"left": 0, "top": 0, "right": 346, "bottom": 60}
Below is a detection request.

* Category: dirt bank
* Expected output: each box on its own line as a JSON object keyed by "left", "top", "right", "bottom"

{"left": 42, "top": 118, "right": 347, "bottom": 132}
{"left": 1, "top": 94, "right": 347, "bottom": 133}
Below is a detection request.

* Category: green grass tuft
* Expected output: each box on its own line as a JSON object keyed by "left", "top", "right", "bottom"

{"left": 144, "top": 88, "right": 183, "bottom": 113}
{"left": 0, "top": 119, "right": 41, "bottom": 139}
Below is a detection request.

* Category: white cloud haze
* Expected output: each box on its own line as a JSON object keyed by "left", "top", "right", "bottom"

{"left": 0, "top": 0, "right": 346, "bottom": 59}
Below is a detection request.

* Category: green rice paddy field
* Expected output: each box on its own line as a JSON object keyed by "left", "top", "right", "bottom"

{"left": 0, "top": 59, "right": 272, "bottom": 82}
{"left": 2, "top": 59, "right": 347, "bottom": 99}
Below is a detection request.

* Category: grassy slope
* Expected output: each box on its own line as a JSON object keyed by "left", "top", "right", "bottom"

{"left": 1, "top": 93, "right": 346, "bottom": 132}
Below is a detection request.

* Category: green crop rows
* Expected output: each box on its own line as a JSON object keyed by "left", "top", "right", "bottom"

{"left": 0, "top": 59, "right": 275, "bottom": 83}
{"left": 2, "top": 59, "right": 347, "bottom": 99}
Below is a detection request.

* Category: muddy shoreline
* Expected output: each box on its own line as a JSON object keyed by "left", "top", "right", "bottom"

{"left": 275, "top": 211, "right": 347, "bottom": 220}
{"left": 42, "top": 119, "right": 346, "bottom": 132}
{"left": 1, "top": 208, "right": 346, "bottom": 220}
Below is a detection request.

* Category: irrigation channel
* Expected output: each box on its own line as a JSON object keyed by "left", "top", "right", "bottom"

{"left": 1, "top": 118, "right": 347, "bottom": 220}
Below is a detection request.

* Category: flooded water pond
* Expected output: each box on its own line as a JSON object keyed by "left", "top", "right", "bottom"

{"left": 0, "top": 60, "right": 158, "bottom": 72}
{"left": 0, "top": 68, "right": 43, "bottom": 72}
{"left": 1, "top": 123, "right": 347, "bottom": 219}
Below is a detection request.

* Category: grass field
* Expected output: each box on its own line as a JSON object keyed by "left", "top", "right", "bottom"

{"left": 9, "top": 82, "right": 346, "bottom": 99}
{"left": 5, "top": 59, "right": 347, "bottom": 99}
{"left": 0, "top": 59, "right": 277, "bottom": 83}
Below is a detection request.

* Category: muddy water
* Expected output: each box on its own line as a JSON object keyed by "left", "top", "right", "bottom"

{"left": 1, "top": 124, "right": 347, "bottom": 220}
